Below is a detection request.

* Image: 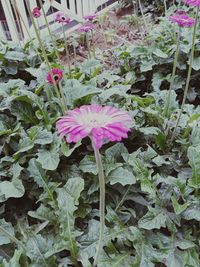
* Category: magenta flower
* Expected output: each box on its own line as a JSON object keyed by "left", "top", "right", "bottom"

{"left": 32, "top": 7, "right": 41, "bottom": 18}
{"left": 55, "top": 12, "right": 71, "bottom": 24}
{"left": 77, "top": 24, "right": 96, "bottom": 33}
{"left": 46, "top": 68, "right": 63, "bottom": 84}
{"left": 56, "top": 104, "right": 132, "bottom": 149}
{"left": 84, "top": 14, "right": 97, "bottom": 21}
{"left": 184, "top": 0, "right": 200, "bottom": 6}
{"left": 169, "top": 11, "right": 196, "bottom": 27}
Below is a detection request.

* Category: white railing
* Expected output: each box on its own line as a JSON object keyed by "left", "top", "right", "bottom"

{"left": 0, "top": 0, "right": 118, "bottom": 43}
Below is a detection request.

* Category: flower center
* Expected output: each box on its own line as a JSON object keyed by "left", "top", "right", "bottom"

{"left": 61, "top": 16, "right": 66, "bottom": 21}
{"left": 78, "top": 112, "right": 112, "bottom": 129}
{"left": 53, "top": 74, "right": 59, "bottom": 81}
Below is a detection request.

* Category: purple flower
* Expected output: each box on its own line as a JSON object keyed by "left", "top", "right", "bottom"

{"left": 46, "top": 68, "right": 63, "bottom": 84}
{"left": 32, "top": 7, "right": 41, "bottom": 18}
{"left": 55, "top": 12, "right": 71, "bottom": 24}
{"left": 56, "top": 104, "right": 132, "bottom": 149}
{"left": 184, "top": 0, "right": 200, "bottom": 6}
{"left": 169, "top": 11, "right": 195, "bottom": 27}
{"left": 84, "top": 14, "right": 97, "bottom": 21}
{"left": 77, "top": 24, "right": 96, "bottom": 33}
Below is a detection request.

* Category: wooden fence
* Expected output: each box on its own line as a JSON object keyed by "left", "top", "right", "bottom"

{"left": 0, "top": 0, "right": 118, "bottom": 43}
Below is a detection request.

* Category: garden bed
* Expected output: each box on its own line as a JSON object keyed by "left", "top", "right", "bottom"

{"left": 0, "top": 1, "right": 200, "bottom": 267}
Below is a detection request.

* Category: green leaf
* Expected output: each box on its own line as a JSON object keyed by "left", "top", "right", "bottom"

{"left": 37, "top": 148, "right": 60, "bottom": 171}
{"left": 63, "top": 80, "right": 101, "bottom": 105}
{"left": 138, "top": 209, "right": 166, "bottom": 230}
{"left": 0, "top": 179, "right": 25, "bottom": 203}
{"left": 171, "top": 195, "right": 188, "bottom": 215}
{"left": 153, "top": 48, "right": 168, "bottom": 58}
{"left": 4, "top": 51, "right": 26, "bottom": 61}
{"left": 99, "top": 85, "right": 129, "bottom": 101}
{"left": 166, "top": 249, "right": 184, "bottom": 267}
{"left": 79, "top": 155, "right": 98, "bottom": 175}
{"left": 182, "top": 205, "right": 200, "bottom": 221}
{"left": 11, "top": 101, "right": 38, "bottom": 124}
{"left": 61, "top": 141, "right": 81, "bottom": 157}
{"left": 192, "top": 56, "right": 200, "bottom": 71}
{"left": 55, "top": 178, "right": 84, "bottom": 260}
{"left": 187, "top": 146, "right": 200, "bottom": 188}
{"left": 108, "top": 167, "right": 136, "bottom": 186}
{"left": 139, "top": 127, "right": 161, "bottom": 135}
{"left": 2, "top": 249, "right": 23, "bottom": 267}
{"left": 28, "top": 126, "right": 53, "bottom": 145}
{"left": 27, "top": 159, "right": 54, "bottom": 201}
{"left": 0, "top": 219, "right": 15, "bottom": 245}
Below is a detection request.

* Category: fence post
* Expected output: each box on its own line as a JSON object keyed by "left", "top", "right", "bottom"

{"left": 1, "top": 0, "right": 20, "bottom": 42}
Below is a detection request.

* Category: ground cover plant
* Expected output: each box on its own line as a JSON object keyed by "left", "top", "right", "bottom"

{"left": 0, "top": 0, "right": 200, "bottom": 266}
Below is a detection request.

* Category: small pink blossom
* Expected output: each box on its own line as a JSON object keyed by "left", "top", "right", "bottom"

{"left": 184, "top": 0, "right": 200, "bottom": 6}
{"left": 32, "top": 7, "right": 41, "bottom": 18}
{"left": 46, "top": 68, "right": 63, "bottom": 84}
{"left": 84, "top": 14, "right": 97, "bottom": 21}
{"left": 169, "top": 11, "right": 195, "bottom": 27}
{"left": 55, "top": 12, "right": 71, "bottom": 24}
{"left": 56, "top": 104, "right": 132, "bottom": 149}
{"left": 78, "top": 24, "right": 96, "bottom": 33}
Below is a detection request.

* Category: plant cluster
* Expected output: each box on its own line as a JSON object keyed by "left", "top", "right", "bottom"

{"left": 0, "top": 0, "right": 200, "bottom": 266}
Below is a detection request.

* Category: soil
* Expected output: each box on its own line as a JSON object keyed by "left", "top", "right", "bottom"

{"left": 61, "top": 6, "right": 147, "bottom": 67}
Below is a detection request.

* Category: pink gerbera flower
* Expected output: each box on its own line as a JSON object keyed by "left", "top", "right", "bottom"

{"left": 77, "top": 24, "right": 96, "bottom": 33}
{"left": 169, "top": 11, "right": 196, "bottom": 27}
{"left": 55, "top": 12, "right": 71, "bottom": 24}
{"left": 56, "top": 104, "right": 132, "bottom": 149}
{"left": 46, "top": 68, "right": 63, "bottom": 84}
{"left": 84, "top": 14, "right": 97, "bottom": 21}
{"left": 32, "top": 7, "right": 41, "bottom": 18}
{"left": 184, "top": 0, "right": 200, "bottom": 6}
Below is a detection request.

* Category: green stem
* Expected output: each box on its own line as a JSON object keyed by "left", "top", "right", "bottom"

{"left": 164, "top": 0, "right": 167, "bottom": 15}
{"left": 138, "top": 0, "right": 148, "bottom": 34}
{"left": 38, "top": 0, "right": 60, "bottom": 61}
{"left": 163, "top": 28, "right": 180, "bottom": 118}
{"left": 171, "top": 6, "right": 199, "bottom": 142}
{"left": 0, "top": 226, "right": 26, "bottom": 251}
{"left": 92, "top": 143, "right": 105, "bottom": 266}
{"left": 73, "top": 43, "right": 77, "bottom": 69}
{"left": 115, "top": 184, "right": 132, "bottom": 212}
{"left": 91, "top": 30, "right": 95, "bottom": 57}
{"left": 62, "top": 24, "right": 71, "bottom": 76}
{"left": 86, "top": 33, "right": 91, "bottom": 59}
{"left": 25, "top": 0, "right": 65, "bottom": 115}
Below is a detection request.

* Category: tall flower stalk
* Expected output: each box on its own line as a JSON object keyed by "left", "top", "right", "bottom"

{"left": 56, "top": 105, "right": 132, "bottom": 265}
{"left": 92, "top": 143, "right": 105, "bottom": 266}
{"left": 171, "top": 6, "right": 199, "bottom": 141}
{"left": 138, "top": 0, "right": 148, "bottom": 33}
{"left": 62, "top": 24, "right": 71, "bottom": 76}
{"left": 38, "top": 0, "right": 60, "bottom": 62}
{"left": 164, "top": 11, "right": 195, "bottom": 118}
{"left": 163, "top": 29, "right": 180, "bottom": 118}
{"left": 25, "top": 0, "right": 66, "bottom": 114}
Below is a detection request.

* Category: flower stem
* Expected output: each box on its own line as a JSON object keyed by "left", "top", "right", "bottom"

{"left": 171, "top": 6, "right": 199, "bottom": 142}
{"left": 38, "top": 0, "right": 60, "bottom": 61}
{"left": 62, "top": 24, "right": 71, "bottom": 77}
{"left": 25, "top": 0, "right": 65, "bottom": 115}
{"left": 92, "top": 143, "right": 105, "bottom": 266}
{"left": 163, "top": 28, "right": 180, "bottom": 118}
{"left": 86, "top": 33, "right": 91, "bottom": 59}
{"left": 138, "top": 0, "right": 148, "bottom": 34}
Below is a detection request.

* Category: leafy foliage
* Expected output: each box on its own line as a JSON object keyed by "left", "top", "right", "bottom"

{"left": 0, "top": 1, "right": 200, "bottom": 267}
